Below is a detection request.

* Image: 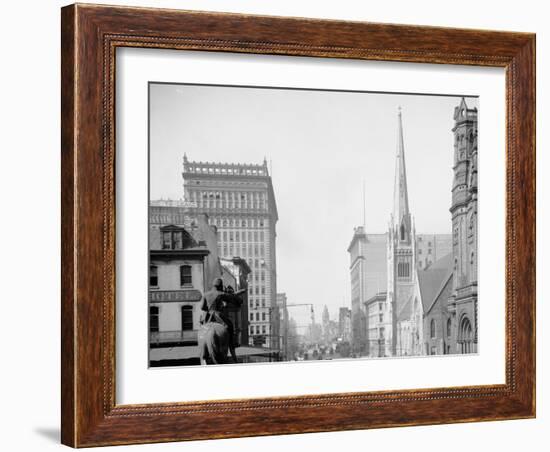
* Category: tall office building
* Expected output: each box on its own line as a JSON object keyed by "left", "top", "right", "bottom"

{"left": 182, "top": 155, "right": 278, "bottom": 347}
{"left": 347, "top": 227, "right": 387, "bottom": 355}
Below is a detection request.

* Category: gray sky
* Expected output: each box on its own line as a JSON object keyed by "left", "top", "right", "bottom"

{"left": 150, "top": 83, "right": 477, "bottom": 324}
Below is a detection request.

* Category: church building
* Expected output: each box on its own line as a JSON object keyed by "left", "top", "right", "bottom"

{"left": 385, "top": 107, "right": 423, "bottom": 357}
{"left": 448, "top": 98, "right": 478, "bottom": 354}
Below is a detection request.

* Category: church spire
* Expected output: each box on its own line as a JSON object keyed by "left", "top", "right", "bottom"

{"left": 392, "top": 106, "right": 410, "bottom": 226}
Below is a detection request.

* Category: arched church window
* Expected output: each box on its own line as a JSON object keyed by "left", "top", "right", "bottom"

{"left": 459, "top": 316, "right": 474, "bottom": 353}
{"left": 430, "top": 319, "right": 436, "bottom": 339}
{"left": 447, "top": 318, "right": 452, "bottom": 338}
{"left": 400, "top": 223, "right": 405, "bottom": 241}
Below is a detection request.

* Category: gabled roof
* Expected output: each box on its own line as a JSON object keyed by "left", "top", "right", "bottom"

{"left": 418, "top": 253, "right": 453, "bottom": 313}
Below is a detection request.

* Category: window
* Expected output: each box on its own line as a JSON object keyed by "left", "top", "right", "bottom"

{"left": 262, "top": 325, "right": 266, "bottom": 334}
{"left": 262, "top": 312, "right": 266, "bottom": 321}
{"left": 397, "top": 262, "right": 410, "bottom": 278}
{"left": 447, "top": 318, "right": 452, "bottom": 337}
{"left": 161, "top": 229, "right": 186, "bottom": 249}
{"left": 181, "top": 306, "right": 193, "bottom": 331}
{"left": 400, "top": 224, "right": 405, "bottom": 240}
{"left": 459, "top": 316, "right": 474, "bottom": 353}
{"left": 149, "top": 306, "right": 159, "bottom": 332}
{"left": 430, "top": 319, "right": 436, "bottom": 338}
{"left": 149, "top": 265, "right": 158, "bottom": 287}
{"left": 180, "top": 265, "right": 192, "bottom": 286}
{"left": 255, "top": 312, "right": 260, "bottom": 321}
{"left": 250, "top": 313, "right": 254, "bottom": 321}
{"left": 379, "top": 313, "right": 383, "bottom": 322}
{"left": 162, "top": 232, "right": 172, "bottom": 249}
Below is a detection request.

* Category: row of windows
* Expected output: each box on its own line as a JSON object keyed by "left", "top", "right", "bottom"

{"left": 250, "top": 312, "right": 268, "bottom": 322}
{"left": 220, "top": 230, "right": 266, "bottom": 242}
{"left": 248, "top": 286, "right": 267, "bottom": 296}
{"left": 249, "top": 298, "right": 267, "bottom": 308}
{"left": 188, "top": 190, "right": 267, "bottom": 210}
{"left": 149, "top": 265, "right": 192, "bottom": 287}
{"left": 150, "top": 214, "right": 187, "bottom": 225}
{"left": 397, "top": 262, "right": 410, "bottom": 278}
{"left": 250, "top": 325, "right": 268, "bottom": 335}
{"left": 430, "top": 318, "right": 453, "bottom": 339}
{"left": 211, "top": 217, "right": 266, "bottom": 228}
{"left": 162, "top": 231, "right": 185, "bottom": 250}
{"left": 221, "top": 238, "right": 265, "bottom": 252}
{"left": 149, "top": 305, "right": 193, "bottom": 332}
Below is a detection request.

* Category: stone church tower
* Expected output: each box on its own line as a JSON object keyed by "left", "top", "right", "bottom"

{"left": 448, "top": 98, "right": 478, "bottom": 354}
{"left": 386, "top": 107, "right": 417, "bottom": 356}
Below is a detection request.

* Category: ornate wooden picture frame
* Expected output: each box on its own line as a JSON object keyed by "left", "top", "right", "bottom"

{"left": 61, "top": 3, "right": 535, "bottom": 447}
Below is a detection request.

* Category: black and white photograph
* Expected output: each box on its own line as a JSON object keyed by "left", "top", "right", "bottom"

{"left": 148, "top": 83, "right": 479, "bottom": 367}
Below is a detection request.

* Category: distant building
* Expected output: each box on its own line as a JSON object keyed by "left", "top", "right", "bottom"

{"left": 364, "top": 292, "right": 387, "bottom": 357}
{"left": 347, "top": 227, "right": 387, "bottom": 355}
{"left": 276, "top": 293, "right": 288, "bottom": 359}
{"left": 321, "top": 305, "right": 330, "bottom": 343}
{"left": 416, "top": 234, "right": 453, "bottom": 270}
{"left": 181, "top": 156, "right": 278, "bottom": 348}
{"left": 338, "top": 307, "right": 351, "bottom": 342}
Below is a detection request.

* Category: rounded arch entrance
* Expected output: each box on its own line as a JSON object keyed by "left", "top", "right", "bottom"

{"left": 458, "top": 315, "right": 474, "bottom": 354}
